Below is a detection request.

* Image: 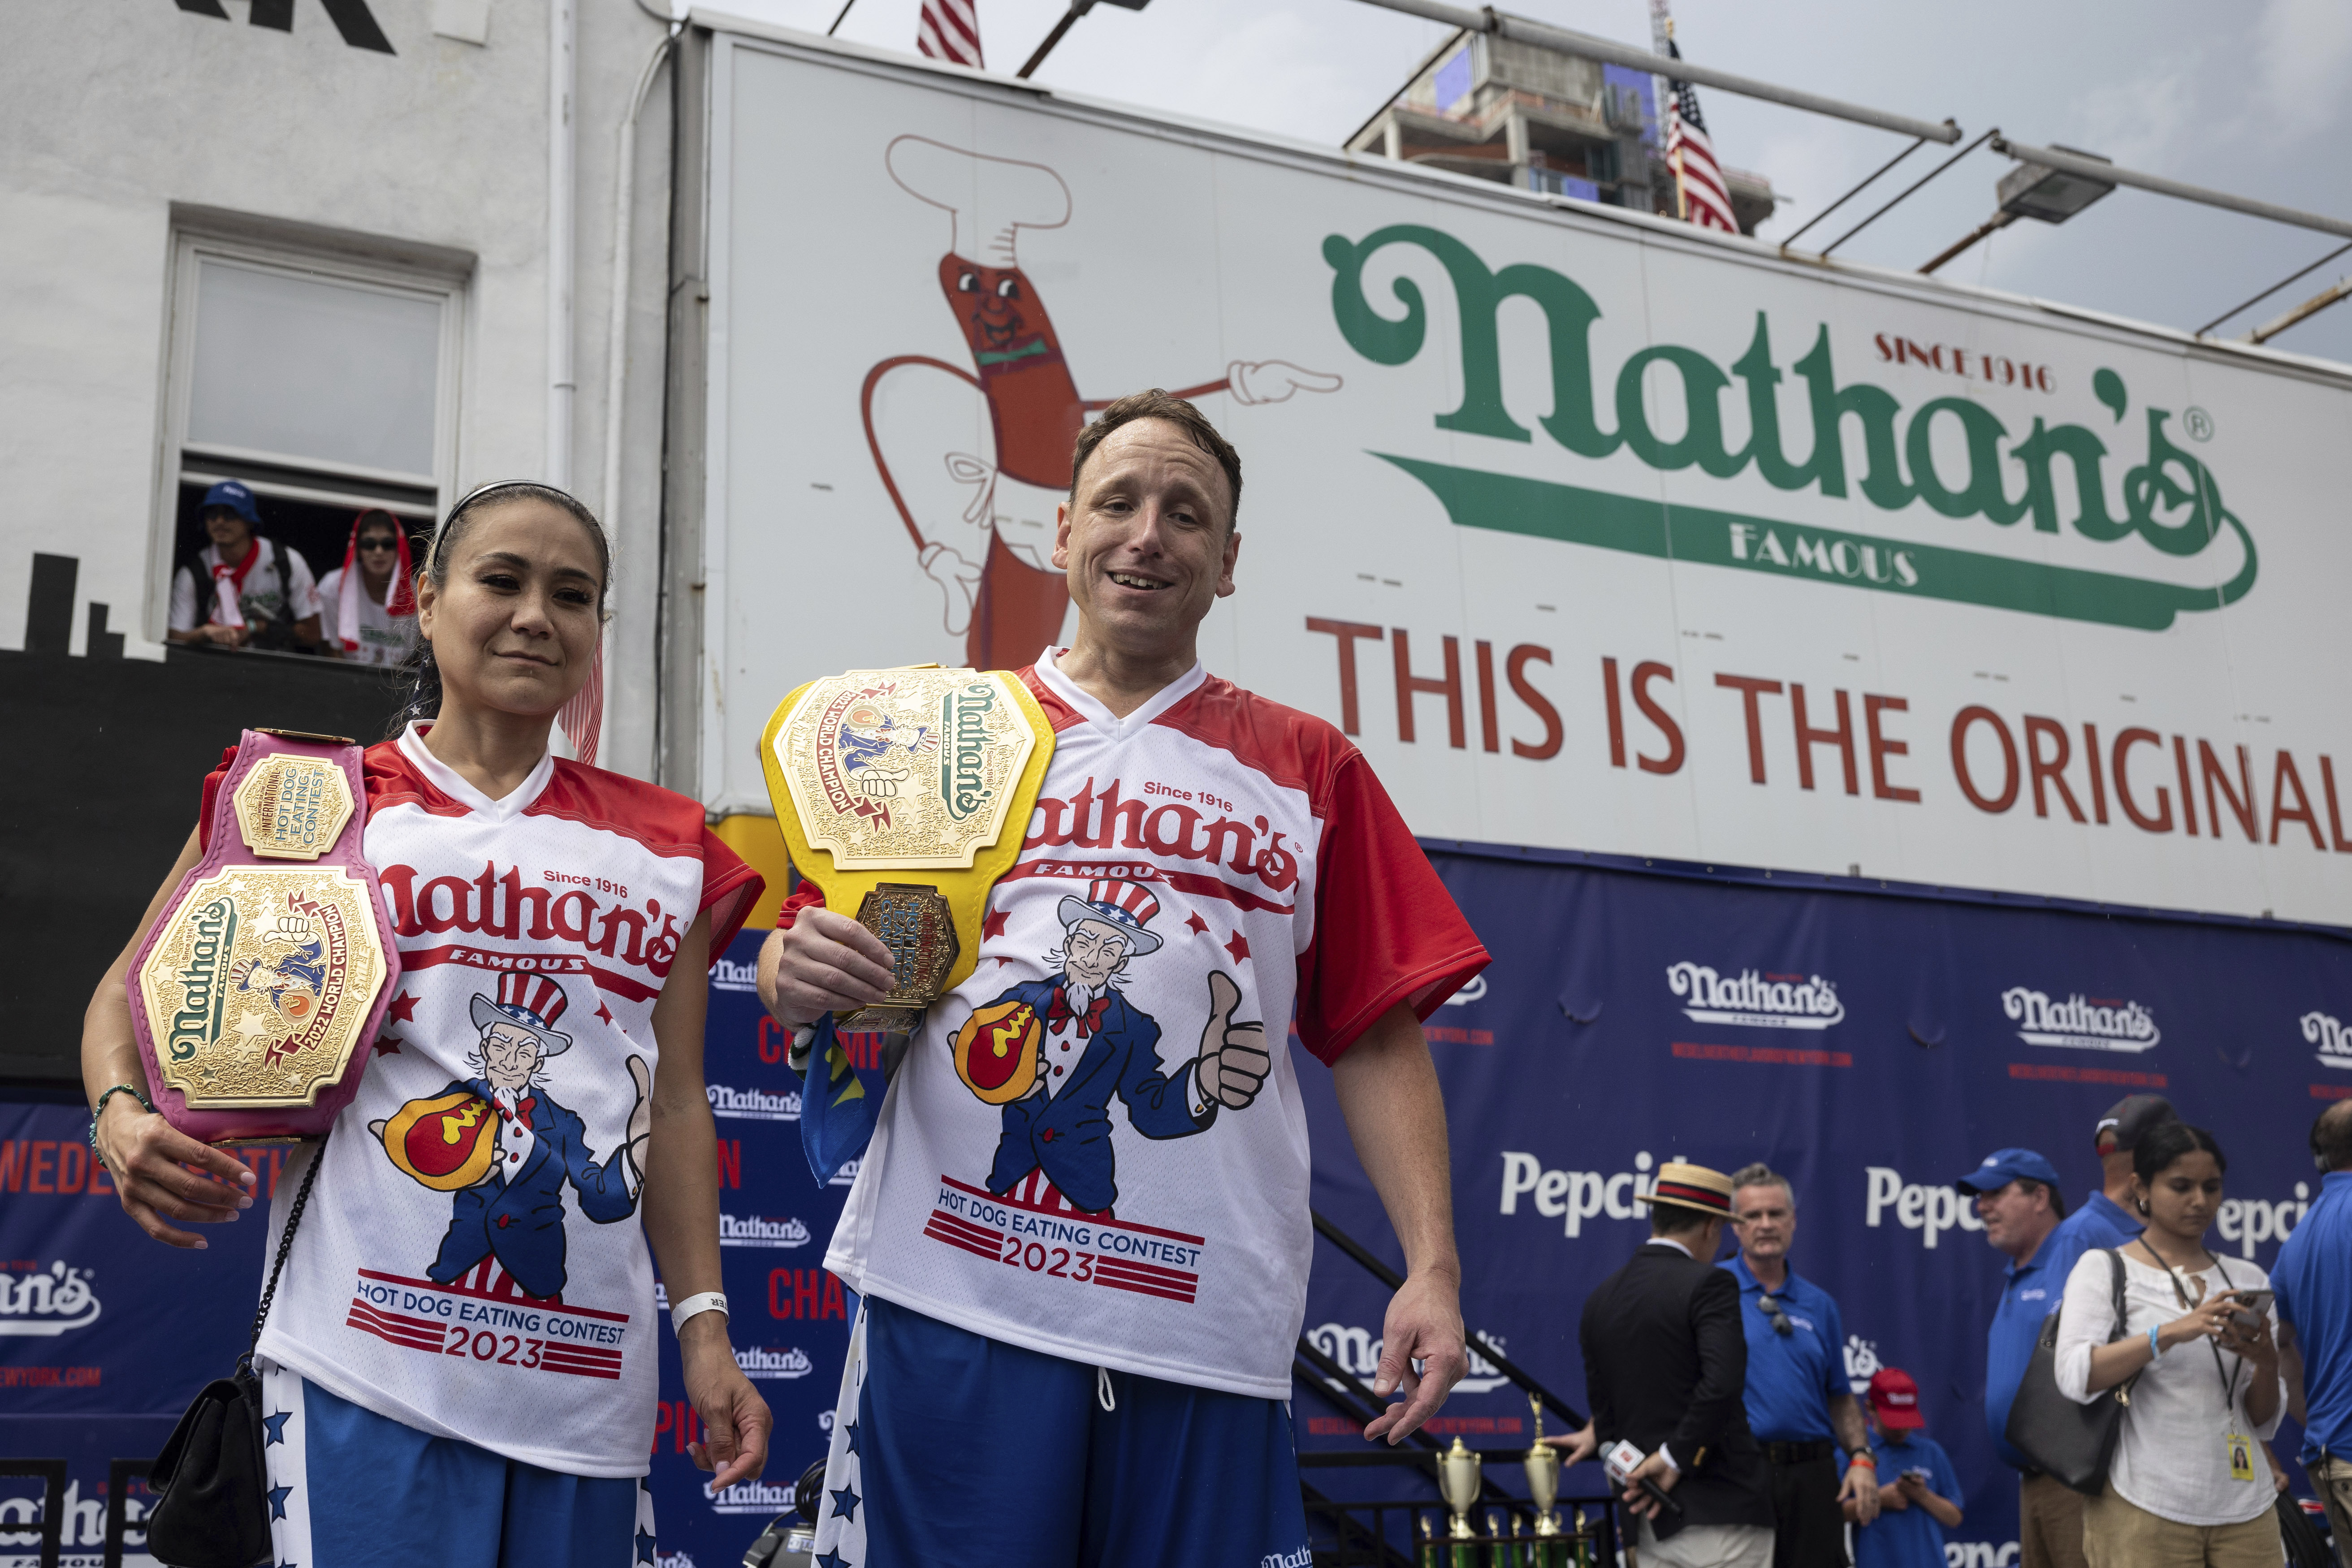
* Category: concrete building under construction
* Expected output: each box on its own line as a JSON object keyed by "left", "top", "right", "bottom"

{"left": 1345, "top": 29, "right": 1777, "bottom": 233}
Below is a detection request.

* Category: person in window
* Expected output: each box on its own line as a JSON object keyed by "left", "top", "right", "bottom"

{"left": 166, "top": 479, "right": 324, "bottom": 652}
{"left": 318, "top": 508, "right": 420, "bottom": 665}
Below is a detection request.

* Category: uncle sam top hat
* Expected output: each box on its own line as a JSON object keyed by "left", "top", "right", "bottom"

{"left": 1056, "top": 877, "right": 1163, "bottom": 955}
{"left": 468, "top": 972, "right": 575, "bottom": 1055}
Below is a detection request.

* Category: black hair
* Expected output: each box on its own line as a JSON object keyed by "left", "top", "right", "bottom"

{"left": 2315, "top": 1101, "right": 2352, "bottom": 1173}
{"left": 391, "top": 481, "right": 611, "bottom": 737}
{"left": 2133, "top": 1121, "right": 2227, "bottom": 1185}
{"left": 1651, "top": 1202, "right": 1716, "bottom": 1238}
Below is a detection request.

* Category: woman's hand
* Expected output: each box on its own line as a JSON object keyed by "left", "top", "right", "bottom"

{"left": 679, "top": 1315, "right": 772, "bottom": 1490}
{"left": 2217, "top": 1300, "right": 2277, "bottom": 1365}
{"left": 2160, "top": 1294, "right": 2244, "bottom": 1354}
{"left": 94, "top": 1095, "right": 256, "bottom": 1248}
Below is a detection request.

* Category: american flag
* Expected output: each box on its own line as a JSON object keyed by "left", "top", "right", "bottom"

{"left": 918, "top": 0, "right": 982, "bottom": 69}
{"left": 1664, "top": 39, "right": 1737, "bottom": 233}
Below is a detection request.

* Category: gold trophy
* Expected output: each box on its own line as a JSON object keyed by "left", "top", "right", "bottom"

{"left": 761, "top": 669, "right": 1054, "bottom": 1041}
{"left": 1437, "top": 1436, "right": 1483, "bottom": 1566}
{"left": 1522, "top": 1394, "right": 1566, "bottom": 1566}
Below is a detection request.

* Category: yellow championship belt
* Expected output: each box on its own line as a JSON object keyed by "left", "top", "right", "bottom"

{"left": 759, "top": 668, "right": 1054, "bottom": 1032}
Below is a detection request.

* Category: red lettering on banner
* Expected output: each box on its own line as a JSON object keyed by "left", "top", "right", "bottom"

{"left": 1951, "top": 706, "right": 2019, "bottom": 813}
{"left": 2024, "top": 716, "right": 2085, "bottom": 823}
{"left": 2009, "top": 1063, "right": 2169, "bottom": 1088}
{"left": 1631, "top": 662, "right": 1684, "bottom": 775}
{"left": 2313, "top": 1084, "right": 2352, "bottom": 1101}
{"left": 2273, "top": 753, "right": 2325, "bottom": 849}
{"left": 715, "top": 1140, "right": 741, "bottom": 1191}
{"left": 28, "top": 1143, "right": 55, "bottom": 1193}
{"left": 2114, "top": 728, "right": 2172, "bottom": 832}
{"left": 1507, "top": 645, "right": 1561, "bottom": 760}
{"left": 1716, "top": 674, "right": 1783, "bottom": 784}
{"left": 768, "top": 1267, "right": 849, "bottom": 1320}
{"left": 1791, "top": 685, "right": 1858, "bottom": 795}
{"left": 1392, "top": 627, "right": 1466, "bottom": 748}
{"left": 1673, "top": 1042, "right": 1851, "bottom": 1067}
{"left": 1303, "top": 618, "right": 1383, "bottom": 736}
{"left": 1865, "top": 695, "right": 1919, "bottom": 803}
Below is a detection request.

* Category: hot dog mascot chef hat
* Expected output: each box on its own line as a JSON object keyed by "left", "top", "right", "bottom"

{"left": 886, "top": 134, "right": 1070, "bottom": 267}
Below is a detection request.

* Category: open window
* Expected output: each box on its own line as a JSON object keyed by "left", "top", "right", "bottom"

{"left": 153, "top": 215, "right": 469, "bottom": 649}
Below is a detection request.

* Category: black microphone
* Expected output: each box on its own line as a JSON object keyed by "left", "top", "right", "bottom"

{"left": 1604, "top": 1440, "right": 1686, "bottom": 1517}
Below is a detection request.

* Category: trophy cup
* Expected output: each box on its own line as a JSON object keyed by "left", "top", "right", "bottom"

{"left": 1437, "top": 1436, "right": 1483, "bottom": 1566}
{"left": 760, "top": 669, "right": 1054, "bottom": 1045}
{"left": 1522, "top": 1393, "right": 1566, "bottom": 1566}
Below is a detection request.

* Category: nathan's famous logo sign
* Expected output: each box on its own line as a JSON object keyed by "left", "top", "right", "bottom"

{"left": 1667, "top": 960, "right": 1845, "bottom": 1029}
{"left": 1324, "top": 227, "right": 2255, "bottom": 631}
{"left": 2002, "top": 985, "right": 2160, "bottom": 1054}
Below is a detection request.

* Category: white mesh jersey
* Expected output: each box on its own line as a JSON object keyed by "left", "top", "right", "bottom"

{"left": 221, "top": 726, "right": 759, "bottom": 1477}
{"left": 815, "top": 652, "right": 1487, "bottom": 1398}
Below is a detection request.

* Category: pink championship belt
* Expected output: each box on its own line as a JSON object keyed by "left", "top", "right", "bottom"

{"left": 126, "top": 729, "right": 399, "bottom": 1143}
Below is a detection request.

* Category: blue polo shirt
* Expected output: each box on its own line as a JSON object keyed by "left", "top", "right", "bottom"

{"left": 1842, "top": 1431, "right": 1962, "bottom": 1568}
{"left": 2274, "top": 1171, "right": 2352, "bottom": 1464}
{"left": 1983, "top": 1197, "right": 2140, "bottom": 1470}
{"left": 1720, "top": 1255, "right": 1848, "bottom": 1444}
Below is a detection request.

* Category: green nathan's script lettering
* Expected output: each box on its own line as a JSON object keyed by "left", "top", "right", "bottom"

{"left": 1324, "top": 226, "right": 2256, "bottom": 630}
{"left": 168, "top": 895, "right": 239, "bottom": 1062}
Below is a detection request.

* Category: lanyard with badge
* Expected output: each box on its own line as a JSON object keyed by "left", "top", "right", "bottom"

{"left": 2138, "top": 1240, "right": 2257, "bottom": 1484}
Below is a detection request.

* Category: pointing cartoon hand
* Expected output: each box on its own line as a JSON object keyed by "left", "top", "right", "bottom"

{"left": 1226, "top": 359, "right": 1344, "bottom": 406}
{"left": 854, "top": 767, "right": 908, "bottom": 800}
{"left": 622, "top": 1055, "right": 653, "bottom": 1195}
{"left": 1194, "top": 971, "right": 1270, "bottom": 1110}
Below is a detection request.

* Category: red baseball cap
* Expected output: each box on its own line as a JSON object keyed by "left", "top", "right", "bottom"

{"left": 1867, "top": 1368, "right": 1926, "bottom": 1430}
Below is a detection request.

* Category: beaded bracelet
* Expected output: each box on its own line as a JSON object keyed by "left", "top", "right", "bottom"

{"left": 88, "top": 1082, "right": 156, "bottom": 1154}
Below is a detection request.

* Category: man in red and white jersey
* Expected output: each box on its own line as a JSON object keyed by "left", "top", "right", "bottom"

{"left": 761, "top": 389, "right": 1490, "bottom": 1568}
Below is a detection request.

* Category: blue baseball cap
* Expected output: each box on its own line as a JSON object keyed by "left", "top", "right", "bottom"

{"left": 1954, "top": 1147, "right": 2062, "bottom": 1196}
{"left": 201, "top": 480, "right": 259, "bottom": 524}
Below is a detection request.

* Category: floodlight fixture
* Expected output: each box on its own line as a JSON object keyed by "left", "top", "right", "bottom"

{"left": 1996, "top": 145, "right": 2116, "bottom": 224}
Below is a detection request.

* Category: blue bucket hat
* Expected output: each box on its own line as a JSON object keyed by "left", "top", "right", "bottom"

{"left": 1954, "top": 1147, "right": 2063, "bottom": 1196}
{"left": 201, "top": 480, "right": 260, "bottom": 524}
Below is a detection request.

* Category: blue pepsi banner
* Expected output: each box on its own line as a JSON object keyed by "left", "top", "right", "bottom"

{"left": 1297, "top": 846, "right": 2352, "bottom": 1566}
{"left": 9, "top": 877, "right": 2348, "bottom": 1565}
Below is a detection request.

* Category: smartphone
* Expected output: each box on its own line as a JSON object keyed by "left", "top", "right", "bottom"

{"left": 2228, "top": 1288, "right": 2274, "bottom": 1333}
{"left": 1903, "top": 1466, "right": 1932, "bottom": 1482}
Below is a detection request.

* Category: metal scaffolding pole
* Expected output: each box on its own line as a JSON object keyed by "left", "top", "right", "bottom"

{"left": 1341, "top": 0, "right": 1961, "bottom": 145}
{"left": 1990, "top": 138, "right": 2352, "bottom": 241}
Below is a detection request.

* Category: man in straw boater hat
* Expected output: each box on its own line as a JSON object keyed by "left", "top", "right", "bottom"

{"left": 1575, "top": 1161, "right": 1777, "bottom": 1568}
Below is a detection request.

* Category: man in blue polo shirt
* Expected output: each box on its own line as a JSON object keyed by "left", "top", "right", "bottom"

{"left": 1725, "top": 1164, "right": 1877, "bottom": 1568}
{"left": 1954, "top": 1147, "right": 2098, "bottom": 1568}
{"left": 2275, "top": 1099, "right": 2352, "bottom": 1566}
{"left": 2081, "top": 1094, "right": 2172, "bottom": 1245}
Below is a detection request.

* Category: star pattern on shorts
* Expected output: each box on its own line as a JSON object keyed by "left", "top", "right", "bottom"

{"left": 1224, "top": 931, "right": 1251, "bottom": 965}
{"left": 982, "top": 908, "right": 1010, "bottom": 940}
{"left": 596, "top": 1000, "right": 616, "bottom": 1026}
{"left": 830, "top": 1483, "right": 861, "bottom": 1525}
{"left": 267, "top": 1482, "right": 292, "bottom": 1520}
{"left": 635, "top": 1527, "right": 656, "bottom": 1563}
{"left": 372, "top": 1035, "right": 403, "bottom": 1057}
{"left": 386, "top": 991, "right": 419, "bottom": 1025}
{"left": 816, "top": 1551, "right": 852, "bottom": 1568}
{"left": 841, "top": 1417, "right": 860, "bottom": 1458}
{"left": 1185, "top": 912, "right": 1210, "bottom": 937}
{"left": 262, "top": 1408, "right": 292, "bottom": 1445}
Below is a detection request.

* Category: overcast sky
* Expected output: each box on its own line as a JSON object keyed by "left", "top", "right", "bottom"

{"left": 701, "top": 0, "right": 2352, "bottom": 363}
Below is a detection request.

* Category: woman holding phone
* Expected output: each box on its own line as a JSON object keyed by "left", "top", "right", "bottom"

{"left": 2055, "top": 1121, "right": 2285, "bottom": 1566}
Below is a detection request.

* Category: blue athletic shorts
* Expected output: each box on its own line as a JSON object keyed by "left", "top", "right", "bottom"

{"left": 258, "top": 1359, "right": 654, "bottom": 1567}
{"left": 808, "top": 1296, "right": 1311, "bottom": 1568}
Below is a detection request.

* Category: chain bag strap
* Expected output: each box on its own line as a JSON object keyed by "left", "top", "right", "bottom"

{"left": 148, "top": 1132, "right": 330, "bottom": 1568}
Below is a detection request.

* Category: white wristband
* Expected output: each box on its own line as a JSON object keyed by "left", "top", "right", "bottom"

{"left": 670, "top": 1291, "right": 729, "bottom": 1334}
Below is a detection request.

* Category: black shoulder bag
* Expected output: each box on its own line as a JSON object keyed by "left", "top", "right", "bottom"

{"left": 2005, "top": 1246, "right": 2139, "bottom": 1494}
{"left": 146, "top": 1134, "right": 328, "bottom": 1568}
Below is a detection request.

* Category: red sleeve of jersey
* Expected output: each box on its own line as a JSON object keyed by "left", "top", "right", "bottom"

{"left": 697, "top": 827, "right": 765, "bottom": 964}
{"left": 195, "top": 744, "right": 240, "bottom": 854}
{"left": 776, "top": 877, "right": 827, "bottom": 927}
{"left": 1293, "top": 752, "right": 1489, "bottom": 1065}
